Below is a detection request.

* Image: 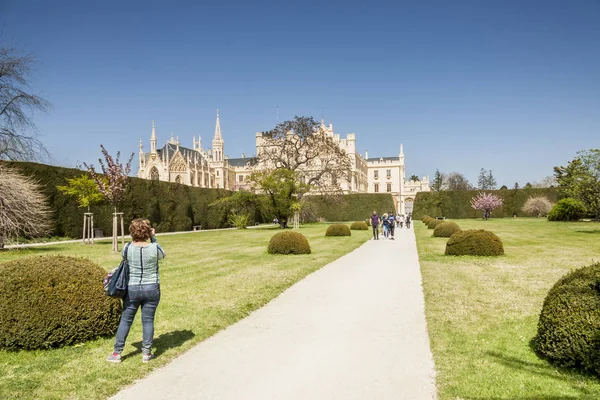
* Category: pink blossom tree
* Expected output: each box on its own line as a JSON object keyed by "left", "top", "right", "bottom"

{"left": 84, "top": 145, "right": 134, "bottom": 251}
{"left": 470, "top": 192, "right": 504, "bottom": 220}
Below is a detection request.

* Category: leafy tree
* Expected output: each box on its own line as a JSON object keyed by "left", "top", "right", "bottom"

{"left": 57, "top": 174, "right": 104, "bottom": 212}
{"left": 486, "top": 170, "right": 497, "bottom": 189}
{"left": 446, "top": 172, "right": 471, "bottom": 191}
{"left": 500, "top": 185, "right": 508, "bottom": 190}
{"left": 554, "top": 149, "right": 600, "bottom": 219}
{"left": 84, "top": 145, "right": 134, "bottom": 250}
{"left": 0, "top": 46, "right": 52, "bottom": 161}
{"left": 0, "top": 164, "right": 51, "bottom": 248}
{"left": 256, "top": 116, "right": 351, "bottom": 193}
{"left": 470, "top": 192, "right": 504, "bottom": 220}
{"left": 409, "top": 175, "right": 420, "bottom": 182}
{"left": 522, "top": 196, "right": 554, "bottom": 217}
{"left": 478, "top": 168, "right": 496, "bottom": 190}
{"left": 524, "top": 182, "right": 533, "bottom": 189}
{"left": 431, "top": 169, "right": 444, "bottom": 191}
{"left": 514, "top": 182, "right": 520, "bottom": 190}
{"left": 248, "top": 168, "right": 310, "bottom": 228}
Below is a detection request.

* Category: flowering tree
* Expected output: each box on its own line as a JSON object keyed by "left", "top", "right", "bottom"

{"left": 470, "top": 192, "right": 503, "bottom": 220}
{"left": 84, "top": 145, "right": 134, "bottom": 251}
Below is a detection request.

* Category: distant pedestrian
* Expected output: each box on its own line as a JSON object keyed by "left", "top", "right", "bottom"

{"left": 398, "top": 214, "right": 405, "bottom": 228}
{"left": 405, "top": 214, "right": 411, "bottom": 229}
{"left": 370, "top": 211, "right": 380, "bottom": 240}
{"left": 388, "top": 212, "right": 396, "bottom": 240}
{"left": 382, "top": 213, "right": 390, "bottom": 239}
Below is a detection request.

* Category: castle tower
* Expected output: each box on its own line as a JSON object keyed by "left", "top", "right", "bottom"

{"left": 212, "top": 109, "right": 224, "bottom": 162}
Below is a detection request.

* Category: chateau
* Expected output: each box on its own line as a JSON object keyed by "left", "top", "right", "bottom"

{"left": 137, "top": 112, "right": 429, "bottom": 214}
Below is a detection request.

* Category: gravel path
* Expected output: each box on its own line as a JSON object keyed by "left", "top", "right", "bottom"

{"left": 112, "top": 227, "right": 437, "bottom": 400}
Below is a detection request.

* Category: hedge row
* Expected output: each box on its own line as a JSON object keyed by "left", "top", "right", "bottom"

{"left": 303, "top": 193, "right": 396, "bottom": 222}
{"left": 3, "top": 161, "right": 248, "bottom": 237}
{"left": 412, "top": 188, "right": 559, "bottom": 219}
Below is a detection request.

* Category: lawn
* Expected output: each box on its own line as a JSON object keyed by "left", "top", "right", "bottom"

{"left": 415, "top": 217, "right": 600, "bottom": 400}
{"left": 0, "top": 224, "right": 371, "bottom": 400}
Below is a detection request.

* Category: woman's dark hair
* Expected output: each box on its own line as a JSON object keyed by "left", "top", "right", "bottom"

{"left": 129, "top": 218, "right": 152, "bottom": 242}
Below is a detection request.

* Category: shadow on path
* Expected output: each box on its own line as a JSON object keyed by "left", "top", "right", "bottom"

{"left": 127, "top": 330, "right": 195, "bottom": 360}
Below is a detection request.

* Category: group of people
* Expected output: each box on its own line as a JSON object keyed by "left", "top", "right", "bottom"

{"left": 370, "top": 211, "right": 411, "bottom": 240}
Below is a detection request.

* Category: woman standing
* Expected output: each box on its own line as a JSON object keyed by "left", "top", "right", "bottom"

{"left": 107, "top": 219, "right": 166, "bottom": 363}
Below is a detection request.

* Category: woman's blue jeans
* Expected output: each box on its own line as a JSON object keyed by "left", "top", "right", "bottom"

{"left": 114, "top": 283, "right": 160, "bottom": 355}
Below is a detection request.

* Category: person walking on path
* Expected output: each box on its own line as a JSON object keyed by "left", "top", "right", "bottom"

{"left": 388, "top": 212, "right": 396, "bottom": 240}
{"left": 406, "top": 213, "right": 412, "bottom": 229}
{"left": 370, "top": 211, "right": 380, "bottom": 240}
{"left": 107, "top": 219, "right": 166, "bottom": 363}
{"left": 382, "top": 213, "right": 390, "bottom": 239}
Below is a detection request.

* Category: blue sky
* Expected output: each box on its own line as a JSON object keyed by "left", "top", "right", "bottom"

{"left": 1, "top": 0, "right": 598, "bottom": 187}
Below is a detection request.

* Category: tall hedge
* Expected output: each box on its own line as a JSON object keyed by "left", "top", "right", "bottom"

{"left": 303, "top": 193, "right": 395, "bottom": 222}
{"left": 412, "top": 188, "right": 558, "bottom": 219}
{"left": 2, "top": 161, "right": 240, "bottom": 237}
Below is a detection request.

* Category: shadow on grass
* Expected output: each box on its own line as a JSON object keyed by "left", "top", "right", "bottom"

{"left": 474, "top": 347, "right": 599, "bottom": 400}
{"left": 575, "top": 230, "right": 600, "bottom": 235}
{"left": 127, "top": 330, "right": 195, "bottom": 360}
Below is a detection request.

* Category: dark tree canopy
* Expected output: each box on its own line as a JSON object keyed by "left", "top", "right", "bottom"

{"left": 0, "top": 46, "right": 51, "bottom": 161}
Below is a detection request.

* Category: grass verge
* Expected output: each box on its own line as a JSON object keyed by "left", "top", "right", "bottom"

{"left": 415, "top": 217, "right": 600, "bottom": 399}
{"left": 0, "top": 224, "right": 370, "bottom": 400}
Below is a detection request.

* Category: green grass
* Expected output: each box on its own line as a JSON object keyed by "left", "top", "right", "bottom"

{"left": 0, "top": 224, "right": 371, "bottom": 400}
{"left": 415, "top": 217, "right": 600, "bottom": 400}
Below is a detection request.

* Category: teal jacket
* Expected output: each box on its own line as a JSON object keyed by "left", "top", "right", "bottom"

{"left": 122, "top": 238, "right": 166, "bottom": 286}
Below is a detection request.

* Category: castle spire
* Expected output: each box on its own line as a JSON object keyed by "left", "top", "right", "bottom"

{"left": 212, "top": 109, "right": 224, "bottom": 162}
{"left": 214, "top": 109, "right": 222, "bottom": 140}
{"left": 150, "top": 120, "right": 157, "bottom": 153}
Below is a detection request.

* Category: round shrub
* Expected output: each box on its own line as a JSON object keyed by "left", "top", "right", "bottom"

{"left": 445, "top": 229, "right": 504, "bottom": 256}
{"left": 433, "top": 221, "right": 461, "bottom": 237}
{"left": 536, "top": 263, "right": 600, "bottom": 375}
{"left": 421, "top": 215, "right": 432, "bottom": 222}
{"left": 268, "top": 231, "right": 311, "bottom": 254}
{"left": 0, "top": 255, "right": 122, "bottom": 350}
{"left": 325, "top": 224, "right": 352, "bottom": 236}
{"left": 427, "top": 219, "right": 444, "bottom": 229}
{"left": 547, "top": 198, "right": 586, "bottom": 221}
{"left": 350, "top": 221, "right": 368, "bottom": 230}
{"left": 423, "top": 216, "right": 433, "bottom": 225}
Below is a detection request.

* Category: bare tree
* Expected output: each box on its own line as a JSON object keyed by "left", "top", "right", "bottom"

{"left": 256, "top": 116, "right": 352, "bottom": 194}
{"left": 0, "top": 164, "right": 52, "bottom": 248}
{"left": 446, "top": 172, "right": 472, "bottom": 191}
{"left": 522, "top": 196, "right": 554, "bottom": 217}
{"left": 0, "top": 46, "right": 51, "bottom": 161}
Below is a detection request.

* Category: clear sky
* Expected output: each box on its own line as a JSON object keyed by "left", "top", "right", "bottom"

{"left": 1, "top": 0, "right": 598, "bottom": 187}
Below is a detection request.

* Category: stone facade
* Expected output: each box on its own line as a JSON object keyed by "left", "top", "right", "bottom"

{"left": 137, "top": 112, "right": 429, "bottom": 214}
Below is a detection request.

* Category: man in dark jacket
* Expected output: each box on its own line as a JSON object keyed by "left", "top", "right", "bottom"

{"left": 370, "top": 211, "right": 380, "bottom": 240}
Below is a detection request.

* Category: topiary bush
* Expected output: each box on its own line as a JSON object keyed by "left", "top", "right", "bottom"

{"left": 433, "top": 221, "right": 461, "bottom": 237}
{"left": 0, "top": 255, "right": 122, "bottom": 350}
{"left": 547, "top": 198, "right": 586, "bottom": 221}
{"left": 423, "top": 216, "right": 433, "bottom": 225}
{"left": 268, "top": 231, "right": 311, "bottom": 254}
{"left": 445, "top": 229, "right": 504, "bottom": 256}
{"left": 350, "top": 221, "right": 368, "bottom": 230}
{"left": 535, "top": 263, "right": 600, "bottom": 375}
{"left": 421, "top": 215, "right": 432, "bottom": 222}
{"left": 325, "top": 224, "right": 352, "bottom": 236}
{"left": 427, "top": 219, "right": 444, "bottom": 229}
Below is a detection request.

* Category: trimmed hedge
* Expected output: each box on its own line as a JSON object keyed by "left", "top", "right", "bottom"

{"left": 350, "top": 221, "right": 368, "bottom": 230}
{"left": 413, "top": 188, "right": 558, "bottom": 219}
{"left": 427, "top": 219, "right": 444, "bottom": 229}
{"left": 267, "top": 231, "right": 311, "bottom": 254}
{"left": 326, "top": 224, "right": 352, "bottom": 236}
{"left": 433, "top": 221, "right": 461, "bottom": 237}
{"left": 303, "top": 193, "right": 395, "bottom": 222}
{"left": 0, "top": 255, "right": 122, "bottom": 350}
{"left": 536, "top": 263, "right": 600, "bottom": 375}
{"left": 445, "top": 229, "right": 504, "bottom": 256}
{"left": 2, "top": 161, "right": 249, "bottom": 237}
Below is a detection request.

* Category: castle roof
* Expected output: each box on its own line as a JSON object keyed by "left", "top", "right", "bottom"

{"left": 367, "top": 156, "right": 400, "bottom": 162}
{"left": 227, "top": 157, "right": 257, "bottom": 167}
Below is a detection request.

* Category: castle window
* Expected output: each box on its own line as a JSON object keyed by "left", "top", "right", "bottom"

{"left": 386, "top": 169, "right": 391, "bottom": 179}
{"left": 239, "top": 175, "right": 244, "bottom": 182}
{"left": 175, "top": 175, "right": 182, "bottom": 184}
{"left": 374, "top": 183, "right": 379, "bottom": 193}
{"left": 374, "top": 170, "right": 379, "bottom": 179}
{"left": 387, "top": 183, "right": 392, "bottom": 192}
{"left": 216, "top": 170, "right": 219, "bottom": 177}
{"left": 150, "top": 167, "right": 159, "bottom": 180}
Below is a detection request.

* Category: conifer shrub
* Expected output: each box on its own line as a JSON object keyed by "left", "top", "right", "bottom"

{"left": 427, "top": 219, "right": 444, "bottom": 229}
{"left": 267, "top": 231, "right": 311, "bottom": 254}
{"left": 350, "top": 221, "right": 368, "bottom": 230}
{"left": 535, "top": 263, "right": 600, "bottom": 375}
{"left": 0, "top": 255, "right": 122, "bottom": 350}
{"left": 325, "top": 224, "right": 352, "bottom": 236}
{"left": 547, "top": 198, "right": 586, "bottom": 221}
{"left": 433, "top": 221, "right": 461, "bottom": 237}
{"left": 445, "top": 229, "right": 504, "bottom": 256}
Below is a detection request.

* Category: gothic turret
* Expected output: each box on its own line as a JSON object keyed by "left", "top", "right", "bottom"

{"left": 212, "top": 109, "right": 224, "bottom": 162}
{"left": 150, "top": 120, "right": 157, "bottom": 154}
